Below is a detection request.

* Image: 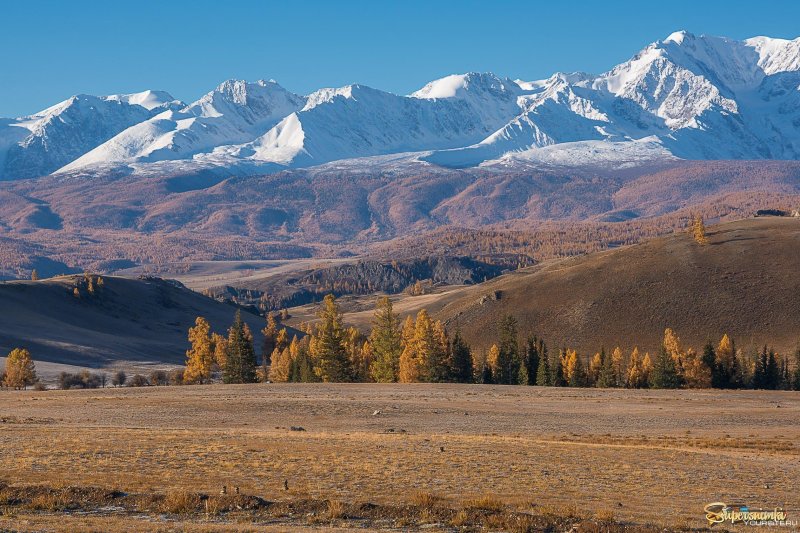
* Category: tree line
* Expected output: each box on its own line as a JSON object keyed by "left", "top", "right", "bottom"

{"left": 3, "top": 295, "right": 798, "bottom": 391}
{"left": 183, "top": 295, "right": 800, "bottom": 390}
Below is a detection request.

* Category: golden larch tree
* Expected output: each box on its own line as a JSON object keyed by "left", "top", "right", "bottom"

{"left": 486, "top": 344, "right": 501, "bottom": 379}
{"left": 184, "top": 317, "right": 214, "bottom": 384}
{"left": 691, "top": 215, "right": 709, "bottom": 245}
{"left": 3, "top": 348, "right": 37, "bottom": 389}
{"left": 641, "top": 352, "right": 653, "bottom": 385}
{"left": 269, "top": 346, "right": 292, "bottom": 382}
{"left": 625, "top": 347, "right": 646, "bottom": 388}
{"left": 682, "top": 347, "right": 712, "bottom": 388}
{"left": 611, "top": 346, "right": 625, "bottom": 385}
{"left": 588, "top": 352, "right": 603, "bottom": 385}
{"left": 212, "top": 332, "right": 228, "bottom": 371}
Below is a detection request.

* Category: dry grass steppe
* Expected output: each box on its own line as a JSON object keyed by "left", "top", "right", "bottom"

{"left": 0, "top": 384, "right": 797, "bottom": 531}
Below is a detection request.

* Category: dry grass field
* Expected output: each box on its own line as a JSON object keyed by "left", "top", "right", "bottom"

{"left": 0, "top": 384, "right": 798, "bottom": 531}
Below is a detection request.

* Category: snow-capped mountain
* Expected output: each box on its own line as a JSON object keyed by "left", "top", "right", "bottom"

{"left": 0, "top": 91, "right": 181, "bottom": 180}
{"left": 2, "top": 31, "right": 800, "bottom": 180}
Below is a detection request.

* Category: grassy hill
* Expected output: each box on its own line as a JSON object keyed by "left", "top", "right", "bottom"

{"left": 0, "top": 275, "right": 270, "bottom": 375}
{"left": 433, "top": 217, "right": 800, "bottom": 356}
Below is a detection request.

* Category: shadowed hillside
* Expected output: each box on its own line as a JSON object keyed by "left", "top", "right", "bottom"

{"left": 434, "top": 217, "right": 800, "bottom": 356}
{"left": 0, "top": 275, "right": 271, "bottom": 370}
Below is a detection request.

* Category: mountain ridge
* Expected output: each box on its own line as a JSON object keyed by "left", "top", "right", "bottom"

{"left": 3, "top": 31, "right": 800, "bottom": 180}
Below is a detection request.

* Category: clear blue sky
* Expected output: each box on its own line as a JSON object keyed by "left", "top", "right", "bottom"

{"left": 2, "top": 0, "right": 800, "bottom": 117}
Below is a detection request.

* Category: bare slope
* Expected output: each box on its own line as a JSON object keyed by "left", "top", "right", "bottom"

{"left": 434, "top": 217, "right": 800, "bottom": 355}
{"left": 1, "top": 160, "right": 800, "bottom": 277}
{"left": 0, "top": 275, "right": 268, "bottom": 370}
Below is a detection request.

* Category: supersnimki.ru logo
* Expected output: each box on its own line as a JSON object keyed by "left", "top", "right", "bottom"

{"left": 704, "top": 502, "right": 796, "bottom": 527}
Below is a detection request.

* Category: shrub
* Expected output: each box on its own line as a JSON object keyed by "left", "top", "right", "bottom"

{"left": 411, "top": 491, "right": 441, "bottom": 508}
{"left": 462, "top": 495, "right": 504, "bottom": 512}
{"left": 58, "top": 371, "right": 103, "bottom": 390}
{"left": 160, "top": 490, "right": 201, "bottom": 514}
{"left": 129, "top": 374, "right": 150, "bottom": 387}
{"left": 150, "top": 370, "right": 168, "bottom": 386}
{"left": 169, "top": 368, "right": 185, "bottom": 385}
{"left": 111, "top": 370, "right": 127, "bottom": 387}
{"left": 326, "top": 499, "right": 345, "bottom": 520}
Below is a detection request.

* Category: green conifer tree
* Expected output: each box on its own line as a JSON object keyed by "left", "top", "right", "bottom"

{"left": 310, "top": 294, "right": 352, "bottom": 382}
{"left": 649, "top": 345, "right": 681, "bottom": 389}
{"left": 223, "top": 311, "right": 258, "bottom": 384}
{"left": 496, "top": 315, "right": 519, "bottom": 384}
{"left": 552, "top": 348, "right": 566, "bottom": 387}
{"left": 766, "top": 348, "right": 780, "bottom": 390}
{"left": 792, "top": 348, "right": 800, "bottom": 391}
{"left": 449, "top": 329, "right": 473, "bottom": 383}
{"left": 368, "top": 296, "right": 402, "bottom": 383}
{"left": 596, "top": 347, "right": 617, "bottom": 388}
{"left": 535, "top": 343, "right": 550, "bottom": 386}
{"left": 523, "top": 336, "right": 540, "bottom": 386}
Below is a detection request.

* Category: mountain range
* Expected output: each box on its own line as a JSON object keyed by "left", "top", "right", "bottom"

{"left": 3, "top": 30, "right": 800, "bottom": 181}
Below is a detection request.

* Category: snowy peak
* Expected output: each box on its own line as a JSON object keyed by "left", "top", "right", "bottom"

{"left": 186, "top": 79, "right": 304, "bottom": 122}
{"left": 3, "top": 30, "right": 800, "bottom": 180}
{"left": 745, "top": 35, "right": 800, "bottom": 74}
{"left": 105, "top": 90, "right": 180, "bottom": 110}
{"left": 410, "top": 72, "right": 520, "bottom": 99}
{"left": 0, "top": 92, "right": 170, "bottom": 179}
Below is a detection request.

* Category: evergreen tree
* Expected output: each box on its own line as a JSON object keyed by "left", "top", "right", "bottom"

{"left": 597, "top": 347, "right": 617, "bottom": 388}
{"left": 779, "top": 354, "right": 790, "bottom": 390}
{"left": 495, "top": 315, "right": 519, "bottom": 385}
{"left": 535, "top": 342, "right": 551, "bottom": 386}
{"left": 752, "top": 346, "right": 766, "bottom": 389}
{"left": 714, "top": 334, "right": 736, "bottom": 389}
{"left": 766, "top": 348, "right": 780, "bottom": 390}
{"left": 368, "top": 297, "right": 402, "bottom": 383}
{"left": 702, "top": 341, "right": 720, "bottom": 387}
{"left": 480, "top": 365, "right": 493, "bottom": 384}
{"left": 522, "top": 336, "right": 540, "bottom": 386}
{"left": 650, "top": 345, "right": 681, "bottom": 389}
{"left": 450, "top": 328, "right": 473, "bottom": 383}
{"left": 790, "top": 348, "right": 800, "bottom": 391}
{"left": 309, "top": 294, "right": 352, "bottom": 382}
{"left": 222, "top": 311, "right": 258, "bottom": 384}
{"left": 184, "top": 316, "right": 214, "bottom": 384}
{"left": 552, "top": 349, "right": 566, "bottom": 387}
{"left": 792, "top": 348, "right": 800, "bottom": 391}
{"left": 2, "top": 348, "right": 37, "bottom": 389}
